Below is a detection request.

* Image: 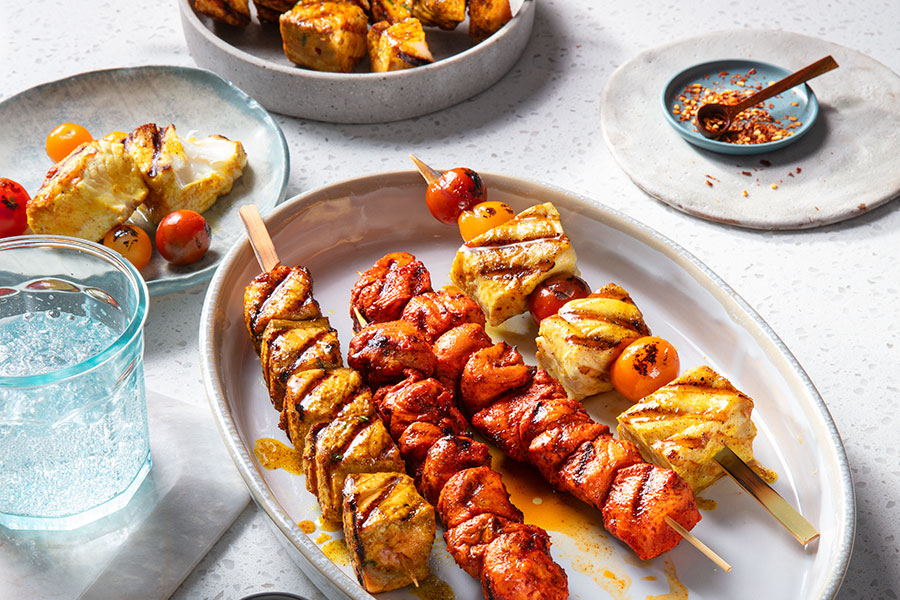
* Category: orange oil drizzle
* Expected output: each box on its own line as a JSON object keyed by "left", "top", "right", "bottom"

{"left": 253, "top": 437, "right": 304, "bottom": 476}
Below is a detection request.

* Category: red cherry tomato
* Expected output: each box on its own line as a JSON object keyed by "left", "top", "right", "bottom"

{"left": 457, "top": 201, "right": 515, "bottom": 242}
{"left": 155, "top": 210, "right": 211, "bottom": 266}
{"left": 103, "top": 224, "right": 153, "bottom": 270}
{"left": 528, "top": 275, "right": 591, "bottom": 324}
{"left": 0, "top": 178, "right": 30, "bottom": 238}
{"left": 610, "top": 336, "right": 680, "bottom": 403}
{"left": 426, "top": 168, "right": 487, "bottom": 225}
{"left": 46, "top": 123, "right": 93, "bottom": 163}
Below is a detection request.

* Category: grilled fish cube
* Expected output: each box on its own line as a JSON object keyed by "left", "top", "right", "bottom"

{"left": 280, "top": 2, "right": 369, "bottom": 73}
{"left": 194, "top": 0, "right": 251, "bottom": 26}
{"left": 536, "top": 283, "right": 651, "bottom": 400}
{"left": 412, "top": 0, "right": 465, "bottom": 29}
{"left": 244, "top": 265, "right": 322, "bottom": 353}
{"left": 280, "top": 368, "right": 374, "bottom": 450}
{"left": 367, "top": 18, "right": 434, "bottom": 73}
{"left": 342, "top": 472, "right": 435, "bottom": 593}
{"left": 450, "top": 202, "right": 577, "bottom": 327}
{"left": 616, "top": 365, "right": 761, "bottom": 493}
{"left": 28, "top": 140, "right": 148, "bottom": 241}
{"left": 125, "top": 123, "right": 247, "bottom": 224}
{"left": 468, "top": 0, "right": 512, "bottom": 41}
{"left": 260, "top": 318, "right": 343, "bottom": 410}
{"left": 306, "top": 416, "right": 405, "bottom": 522}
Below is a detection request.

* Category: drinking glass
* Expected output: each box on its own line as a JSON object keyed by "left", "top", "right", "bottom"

{"left": 0, "top": 235, "right": 151, "bottom": 530}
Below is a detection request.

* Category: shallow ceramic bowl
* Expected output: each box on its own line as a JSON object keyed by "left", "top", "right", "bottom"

{"left": 200, "top": 171, "right": 853, "bottom": 600}
{"left": 0, "top": 65, "right": 289, "bottom": 295}
{"left": 661, "top": 59, "right": 819, "bottom": 155}
{"left": 178, "top": 0, "right": 535, "bottom": 123}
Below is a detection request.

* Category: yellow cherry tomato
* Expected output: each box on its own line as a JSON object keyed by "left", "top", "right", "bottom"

{"left": 458, "top": 201, "right": 515, "bottom": 242}
{"left": 103, "top": 224, "right": 153, "bottom": 270}
{"left": 610, "top": 336, "right": 680, "bottom": 403}
{"left": 46, "top": 122, "right": 93, "bottom": 162}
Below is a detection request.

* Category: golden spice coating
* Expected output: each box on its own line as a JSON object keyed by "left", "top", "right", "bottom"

{"left": 260, "top": 318, "right": 343, "bottom": 411}
{"left": 412, "top": 0, "right": 465, "bottom": 29}
{"left": 460, "top": 342, "right": 533, "bottom": 415}
{"left": 602, "top": 462, "right": 701, "bottom": 560}
{"left": 348, "top": 320, "right": 436, "bottom": 386}
{"left": 433, "top": 323, "right": 493, "bottom": 394}
{"left": 617, "top": 365, "right": 762, "bottom": 493}
{"left": 536, "top": 283, "right": 651, "bottom": 400}
{"left": 419, "top": 435, "right": 492, "bottom": 505}
{"left": 371, "top": 0, "right": 411, "bottom": 23}
{"left": 125, "top": 123, "right": 247, "bottom": 224}
{"left": 437, "top": 466, "right": 523, "bottom": 529}
{"left": 401, "top": 287, "right": 486, "bottom": 343}
{"left": 280, "top": 2, "right": 369, "bottom": 73}
{"left": 373, "top": 375, "right": 468, "bottom": 441}
{"left": 342, "top": 472, "right": 435, "bottom": 593}
{"left": 367, "top": 18, "right": 434, "bottom": 73}
{"left": 252, "top": 0, "right": 295, "bottom": 22}
{"left": 194, "top": 0, "right": 251, "bottom": 26}
{"left": 243, "top": 265, "right": 322, "bottom": 352}
{"left": 350, "top": 252, "right": 432, "bottom": 332}
{"left": 450, "top": 203, "right": 578, "bottom": 326}
{"left": 279, "top": 368, "right": 374, "bottom": 449}
{"left": 480, "top": 527, "right": 569, "bottom": 600}
{"left": 468, "top": 0, "right": 512, "bottom": 42}
{"left": 558, "top": 435, "right": 643, "bottom": 509}
{"left": 28, "top": 140, "right": 148, "bottom": 241}
{"left": 305, "top": 416, "right": 405, "bottom": 522}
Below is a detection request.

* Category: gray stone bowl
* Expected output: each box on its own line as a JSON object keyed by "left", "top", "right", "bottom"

{"left": 179, "top": 0, "right": 535, "bottom": 123}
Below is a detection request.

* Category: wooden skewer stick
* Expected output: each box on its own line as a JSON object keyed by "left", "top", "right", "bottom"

{"left": 353, "top": 306, "right": 368, "bottom": 329}
{"left": 665, "top": 516, "right": 732, "bottom": 572}
{"left": 714, "top": 444, "right": 820, "bottom": 545}
{"left": 399, "top": 556, "right": 420, "bottom": 588}
{"left": 409, "top": 154, "right": 441, "bottom": 185}
{"left": 239, "top": 204, "right": 279, "bottom": 271}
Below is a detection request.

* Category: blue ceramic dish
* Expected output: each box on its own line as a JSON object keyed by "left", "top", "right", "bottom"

{"left": 661, "top": 59, "right": 819, "bottom": 155}
{"left": 0, "top": 66, "right": 289, "bottom": 295}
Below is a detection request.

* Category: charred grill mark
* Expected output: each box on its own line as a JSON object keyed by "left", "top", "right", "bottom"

{"left": 357, "top": 475, "right": 403, "bottom": 525}
{"left": 283, "top": 329, "right": 335, "bottom": 380}
{"left": 631, "top": 465, "right": 654, "bottom": 519}
{"left": 347, "top": 495, "right": 367, "bottom": 580}
{"left": 570, "top": 439, "right": 595, "bottom": 485}
{"left": 148, "top": 125, "right": 165, "bottom": 178}
{"left": 396, "top": 50, "right": 431, "bottom": 66}
{"left": 465, "top": 232, "right": 566, "bottom": 249}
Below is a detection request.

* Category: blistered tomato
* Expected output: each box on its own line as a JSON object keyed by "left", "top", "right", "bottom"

{"left": 426, "top": 168, "right": 487, "bottom": 225}
{"left": 458, "top": 201, "right": 515, "bottom": 242}
{"left": 46, "top": 122, "right": 93, "bottom": 162}
{"left": 155, "top": 210, "right": 211, "bottom": 265}
{"left": 528, "top": 275, "right": 591, "bottom": 324}
{"left": 0, "top": 178, "right": 29, "bottom": 238}
{"left": 610, "top": 336, "right": 680, "bottom": 403}
{"left": 103, "top": 224, "right": 153, "bottom": 270}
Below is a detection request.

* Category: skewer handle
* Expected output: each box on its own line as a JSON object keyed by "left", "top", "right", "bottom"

{"left": 239, "top": 204, "right": 280, "bottom": 271}
{"left": 409, "top": 154, "right": 441, "bottom": 185}
{"left": 664, "top": 516, "right": 732, "bottom": 572}
{"left": 714, "top": 444, "right": 820, "bottom": 545}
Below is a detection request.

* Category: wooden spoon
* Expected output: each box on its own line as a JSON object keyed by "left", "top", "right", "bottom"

{"left": 695, "top": 55, "right": 839, "bottom": 139}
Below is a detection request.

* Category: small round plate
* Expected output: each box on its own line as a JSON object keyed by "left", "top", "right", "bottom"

{"left": 661, "top": 59, "right": 819, "bottom": 155}
{"left": 0, "top": 65, "right": 289, "bottom": 295}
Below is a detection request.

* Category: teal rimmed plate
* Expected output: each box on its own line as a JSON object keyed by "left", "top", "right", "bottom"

{"left": 661, "top": 59, "right": 819, "bottom": 155}
{"left": 0, "top": 65, "right": 289, "bottom": 295}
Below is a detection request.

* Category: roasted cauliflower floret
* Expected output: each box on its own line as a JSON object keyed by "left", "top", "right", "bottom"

{"left": 368, "top": 18, "right": 434, "bottom": 72}
{"left": 27, "top": 140, "right": 148, "bottom": 241}
{"left": 280, "top": 2, "right": 369, "bottom": 73}
{"left": 125, "top": 123, "right": 247, "bottom": 224}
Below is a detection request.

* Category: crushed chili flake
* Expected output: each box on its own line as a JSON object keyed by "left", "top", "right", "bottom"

{"left": 760, "top": 159, "right": 772, "bottom": 166}
{"left": 705, "top": 180, "right": 714, "bottom": 187}
{"left": 741, "top": 170, "right": 752, "bottom": 176}
{"left": 673, "top": 69, "right": 801, "bottom": 145}
{"left": 796, "top": 167, "right": 802, "bottom": 173}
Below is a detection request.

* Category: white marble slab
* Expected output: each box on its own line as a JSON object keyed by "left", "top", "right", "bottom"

{"left": 0, "top": 391, "right": 249, "bottom": 600}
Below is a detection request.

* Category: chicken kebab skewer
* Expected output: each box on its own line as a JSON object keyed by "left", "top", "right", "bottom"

{"left": 349, "top": 252, "right": 731, "bottom": 570}
{"left": 347, "top": 278, "right": 570, "bottom": 599}
{"left": 239, "top": 206, "right": 569, "bottom": 600}
{"left": 240, "top": 206, "right": 434, "bottom": 593}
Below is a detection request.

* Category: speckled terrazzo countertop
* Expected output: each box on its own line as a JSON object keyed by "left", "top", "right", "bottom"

{"left": 3, "top": 1, "right": 899, "bottom": 598}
